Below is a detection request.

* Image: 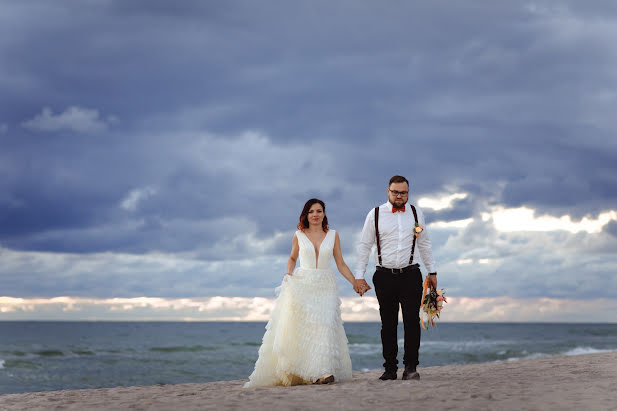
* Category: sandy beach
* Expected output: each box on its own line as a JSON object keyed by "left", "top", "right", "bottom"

{"left": 1, "top": 351, "right": 615, "bottom": 410}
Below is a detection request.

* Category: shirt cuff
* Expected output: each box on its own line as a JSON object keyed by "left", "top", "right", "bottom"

{"left": 353, "top": 270, "right": 365, "bottom": 280}
{"left": 424, "top": 265, "right": 436, "bottom": 273}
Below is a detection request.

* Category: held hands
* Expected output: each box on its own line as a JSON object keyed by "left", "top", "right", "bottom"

{"left": 354, "top": 279, "right": 371, "bottom": 296}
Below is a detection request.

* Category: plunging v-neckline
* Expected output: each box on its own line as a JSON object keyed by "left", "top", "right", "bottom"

{"left": 303, "top": 230, "right": 329, "bottom": 267}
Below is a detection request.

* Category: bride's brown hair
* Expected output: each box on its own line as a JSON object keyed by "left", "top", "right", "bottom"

{"left": 297, "top": 198, "right": 329, "bottom": 232}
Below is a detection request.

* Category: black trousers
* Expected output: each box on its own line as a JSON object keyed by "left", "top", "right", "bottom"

{"left": 372, "top": 266, "right": 423, "bottom": 371}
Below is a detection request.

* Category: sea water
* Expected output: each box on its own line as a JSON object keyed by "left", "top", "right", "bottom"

{"left": 1, "top": 321, "right": 616, "bottom": 394}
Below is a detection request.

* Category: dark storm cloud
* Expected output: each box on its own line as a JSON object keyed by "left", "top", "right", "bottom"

{"left": 2, "top": 0, "right": 615, "bottom": 147}
{"left": 423, "top": 196, "right": 477, "bottom": 223}
{"left": 604, "top": 221, "right": 617, "bottom": 238}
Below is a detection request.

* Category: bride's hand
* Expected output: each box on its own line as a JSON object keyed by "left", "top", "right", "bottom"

{"left": 353, "top": 279, "right": 370, "bottom": 296}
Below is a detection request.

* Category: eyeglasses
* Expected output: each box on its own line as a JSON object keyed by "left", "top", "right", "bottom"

{"left": 389, "top": 190, "right": 408, "bottom": 197}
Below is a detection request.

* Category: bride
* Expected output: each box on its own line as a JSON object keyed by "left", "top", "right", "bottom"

{"left": 244, "top": 198, "right": 367, "bottom": 387}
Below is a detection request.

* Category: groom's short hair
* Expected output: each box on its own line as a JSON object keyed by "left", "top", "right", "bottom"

{"left": 389, "top": 175, "right": 409, "bottom": 187}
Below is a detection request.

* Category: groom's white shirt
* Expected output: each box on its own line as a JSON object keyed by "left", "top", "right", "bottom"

{"left": 354, "top": 201, "right": 436, "bottom": 279}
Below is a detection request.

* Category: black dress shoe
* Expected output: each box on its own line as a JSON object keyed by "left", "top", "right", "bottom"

{"left": 379, "top": 370, "right": 397, "bottom": 380}
{"left": 402, "top": 366, "right": 420, "bottom": 380}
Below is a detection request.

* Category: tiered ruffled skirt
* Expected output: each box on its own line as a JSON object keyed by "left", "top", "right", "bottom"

{"left": 244, "top": 268, "right": 352, "bottom": 387}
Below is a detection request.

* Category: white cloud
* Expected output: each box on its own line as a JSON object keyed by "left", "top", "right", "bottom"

{"left": 437, "top": 213, "right": 617, "bottom": 299}
{"left": 441, "top": 296, "right": 617, "bottom": 322}
{"left": 1, "top": 295, "right": 615, "bottom": 322}
{"left": 0, "top": 296, "right": 274, "bottom": 321}
{"left": 21, "top": 106, "right": 116, "bottom": 134}
{"left": 2, "top": 199, "right": 617, "bottom": 303}
{"left": 0, "top": 244, "right": 292, "bottom": 298}
{"left": 485, "top": 206, "right": 617, "bottom": 233}
{"left": 120, "top": 186, "right": 158, "bottom": 211}
{"left": 431, "top": 218, "right": 474, "bottom": 229}
{"left": 418, "top": 193, "right": 468, "bottom": 210}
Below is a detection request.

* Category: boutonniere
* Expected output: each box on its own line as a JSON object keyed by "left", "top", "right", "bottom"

{"left": 414, "top": 223, "right": 423, "bottom": 238}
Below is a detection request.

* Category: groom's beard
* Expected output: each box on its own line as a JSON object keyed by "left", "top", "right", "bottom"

{"left": 392, "top": 199, "right": 405, "bottom": 208}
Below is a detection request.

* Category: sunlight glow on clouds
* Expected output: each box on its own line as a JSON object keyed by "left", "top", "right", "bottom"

{"left": 0, "top": 296, "right": 273, "bottom": 321}
{"left": 431, "top": 218, "right": 474, "bottom": 229}
{"left": 486, "top": 207, "right": 617, "bottom": 233}
{"left": 2, "top": 295, "right": 615, "bottom": 322}
{"left": 418, "top": 193, "right": 468, "bottom": 210}
{"left": 456, "top": 258, "right": 491, "bottom": 265}
{"left": 432, "top": 206, "right": 617, "bottom": 234}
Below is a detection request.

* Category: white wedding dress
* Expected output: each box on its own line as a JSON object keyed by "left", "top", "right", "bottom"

{"left": 244, "top": 229, "right": 352, "bottom": 387}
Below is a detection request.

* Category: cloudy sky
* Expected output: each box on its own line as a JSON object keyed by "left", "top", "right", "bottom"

{"left": 1, "top": 1, "right": 616, "bottom": 321}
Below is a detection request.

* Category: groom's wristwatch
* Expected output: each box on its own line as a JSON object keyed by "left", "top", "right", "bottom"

{"left": 428, "top": 272, "right": 437, "bottom": 276}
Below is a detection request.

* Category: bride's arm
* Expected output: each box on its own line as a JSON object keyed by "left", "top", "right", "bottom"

{"left": 333, "top": 232, "right": 359, "bottom": 286}
{"left": 285, "top": 234, "right": 299, "bottom": 275}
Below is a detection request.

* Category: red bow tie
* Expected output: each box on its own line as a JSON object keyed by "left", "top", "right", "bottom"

{"left": 392, "top": 206, "right": 406, "bottom": 213}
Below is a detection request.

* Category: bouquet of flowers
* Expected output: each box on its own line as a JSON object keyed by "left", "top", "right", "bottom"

{"left": 419, "top": 276, "right": 447, "bottom": 329}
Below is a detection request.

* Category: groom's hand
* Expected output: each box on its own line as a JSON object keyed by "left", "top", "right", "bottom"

{"left": 427, "top": 274, "right": 437, "bottom": 290}
{"left": 354, "top": 279, "right": 371, "bottom": 296}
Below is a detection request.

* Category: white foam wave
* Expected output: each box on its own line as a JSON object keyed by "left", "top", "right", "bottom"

{"left": 419, "top": 339, "right": 518, "bottom": 350}
{"left": 562, "top": 346, "right": 616, "bottom": 356}
{"left": 499, "top": 349, "right": 529, "bottom": 356}
{"left": 348, "top": 343, "right": 381, "bottom": 355}
{"left": 505, "top": 346, "right": 617, "bottom": 362}
{"left": 0, "top": 359, "right": 4, "bottom": 369}
{"left": 348, "top": 343, "right": 378, "bottom": 348}
{"left": 506, "top": 353, "right": 548, "bottom": 362}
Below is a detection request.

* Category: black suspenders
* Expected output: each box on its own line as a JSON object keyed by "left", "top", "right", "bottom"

{"left": 375, "top": 207, "right": 382, "bottom": 265}
{"left": 409, "top": 205, "right": 418, "bottom": 265}
{"left": 374, "top": 205, "right": 419, "bottom": 267}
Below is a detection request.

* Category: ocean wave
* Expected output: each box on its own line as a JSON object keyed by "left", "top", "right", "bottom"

{"left": 71, "top": 350, "right": 95, "bottom": 356}
{"left": 562, "top": 346, "right": 617, "bottom": 356}
{"left": 0, "top": 350, "right": 27, "bottom": 357}
{"left": 35, "top": 350, "right": 64, "bottom": 357}
{"left": 505, "top": 346, "right": 617, "bottom": 362}
{"left": 578, "top": 328, "right": 617, "bottom": 337}
{"left": 420, "top": 339, "right": 518, "bottom": 347}
{"left": 506, "top": 353, "right": 548, "bottom": 362}
{"left": 231, "top": 342, "right": 261, "bottom": 347}
{"left": 347, "top": 334, "right": 380, "bottom": 344}
{"left": 102, "top": 349, "right": 136, "bottom": 354}
{"left": 149, "top": 345, "right": 220, "bottom": 353}
{"left": 348, "top": 343, "right": 381, "bottom": 355}
{"left": 2, "top": 360, "right": 40, "bottom": 369}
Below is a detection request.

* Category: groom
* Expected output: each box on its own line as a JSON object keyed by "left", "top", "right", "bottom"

{"left": 353, "top": 175, "right": 437, "bottom": 381}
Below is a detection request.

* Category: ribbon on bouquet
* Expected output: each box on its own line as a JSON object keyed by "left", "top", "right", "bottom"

{"left": 419, "top": 276, "right": 430, "bottom": 330}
